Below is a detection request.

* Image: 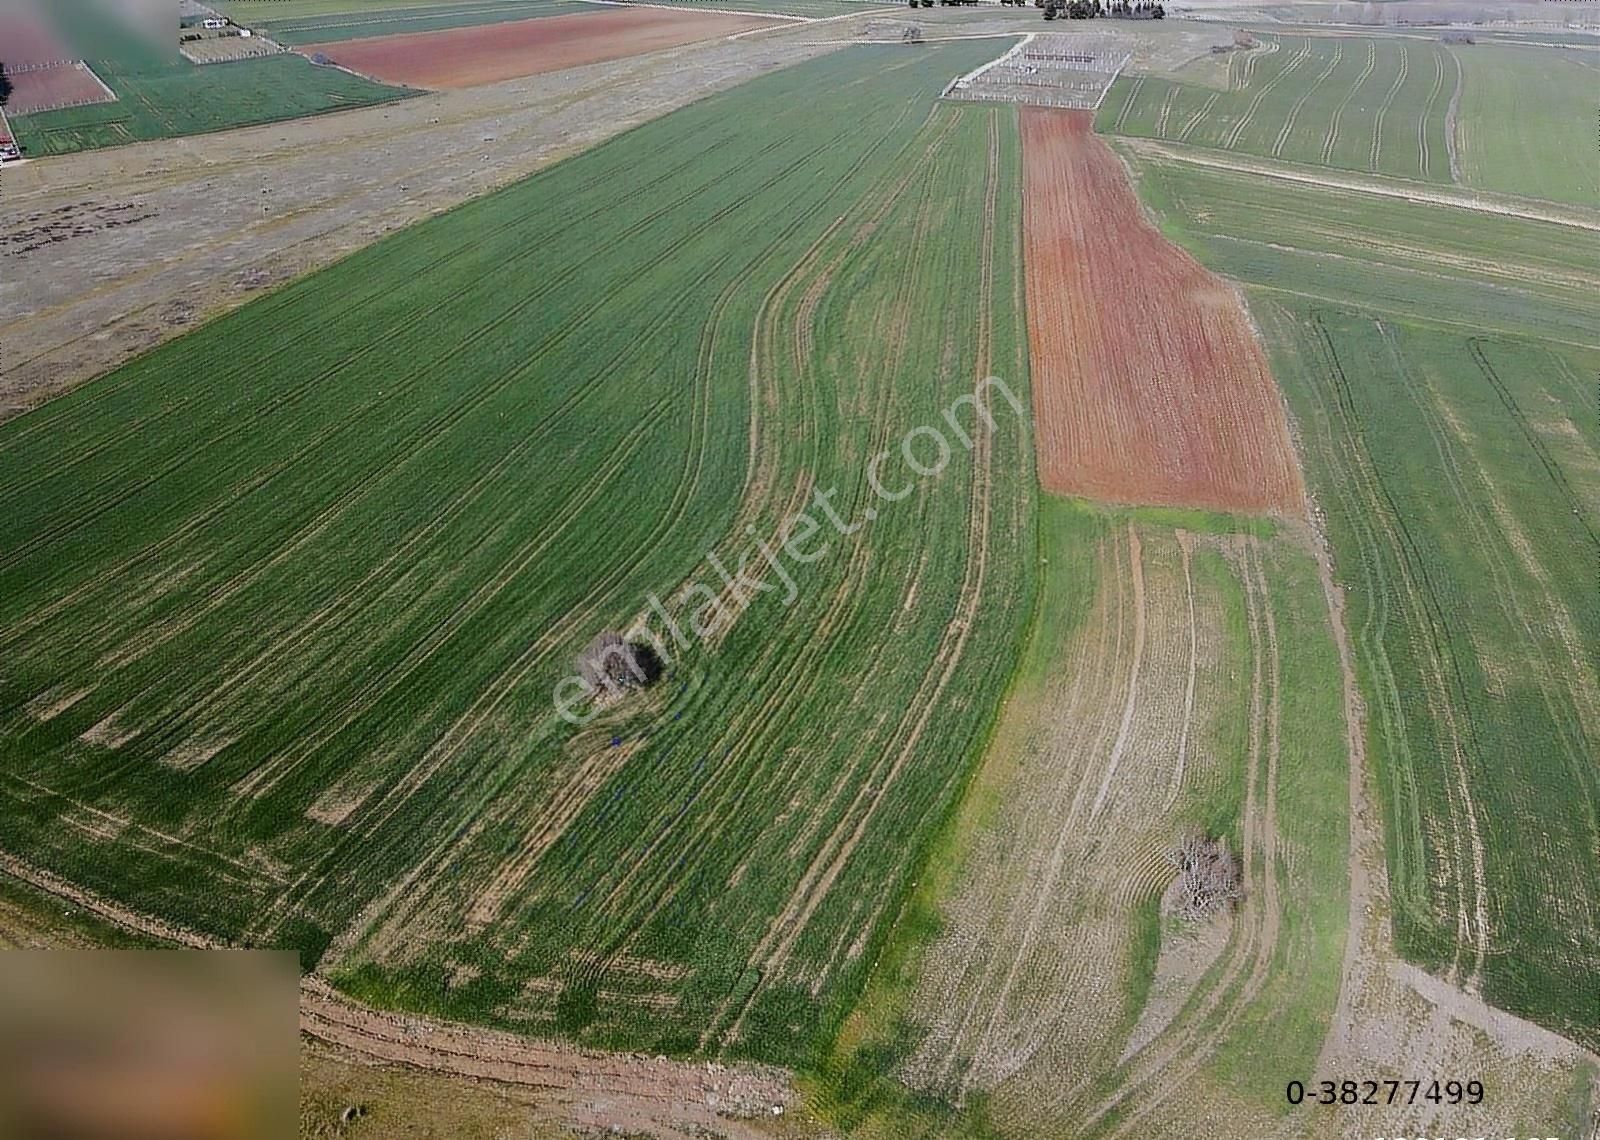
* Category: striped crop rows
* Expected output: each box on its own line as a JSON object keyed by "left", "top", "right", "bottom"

{"left": 1099, "top": 35, "right": 1456, "bottom": 183}
{"left": 0, "top": 44, "right": 1035, "bottom": 1065}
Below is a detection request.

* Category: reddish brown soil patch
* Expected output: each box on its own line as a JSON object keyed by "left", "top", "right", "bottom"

{"left": 1020, "top": 109, "right": 1303, "bottom": 514}
{"left": 301, "top": 9, "right": 777, "bottom": 90}
{"left": 7, "top": 63, "right": 114, "bottom": 115}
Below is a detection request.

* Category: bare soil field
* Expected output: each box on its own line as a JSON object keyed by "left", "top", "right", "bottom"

{"left": 300, "top": 8, "right": 780, "bottom": 89}
{"left": 5, "top": 63, "right": 116, "bottom": 115}
{"left": 902, "top": 522, "right": 1237, "bottom": 1106}
{"left": 1020, "top": 108, "right": 1304, "bottom": 515}
{"left": 0, "top": 28, "right": 841, "bottom": 422}
{"left": 180, "top": 36, "right": 289, "bottom": 64}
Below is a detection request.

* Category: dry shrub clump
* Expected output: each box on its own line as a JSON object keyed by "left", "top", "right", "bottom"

{"left": 1164, "top": 830, "right": 1242, "bottom": 922}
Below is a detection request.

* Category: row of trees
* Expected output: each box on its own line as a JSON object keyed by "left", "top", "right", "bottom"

{"left": 1044, "top": 0, "right": 1165, "bottom": 18}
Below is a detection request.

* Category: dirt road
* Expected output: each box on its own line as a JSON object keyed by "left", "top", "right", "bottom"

{"left": 1120, "top": 136, "right": 1600, "bottom": 231}
{"left": 0, "top": 848, "right": 798, "bottom": 1139}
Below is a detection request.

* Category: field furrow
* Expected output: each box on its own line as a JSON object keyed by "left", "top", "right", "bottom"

{"left": 1323, "top": 39, "right": 1376, "bottom": 164}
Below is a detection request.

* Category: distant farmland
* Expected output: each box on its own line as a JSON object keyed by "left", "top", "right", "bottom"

{"left": 1125, "top": 148, "right": 1600, "bottom": 1049}
{"left": 1100, "top": 34, "right": 1457, "bottom": 182}
{"left": 9, "top": 55, "right": 415, "bottom": 155}
{"left": 7, "top": 0, "right": 414, "bottom": 156}
{"left": 218, "top": 0, "right": 584, "bottom": 44}
{"left": 219, "top": 0, "right": 869, "bottom": 42}
{"left": 0, "top": 44, "right": 1036, "bottom": 1065}
{"left": 1021, "top": 109, "right": 1302, "bottom": 514}
{"left": 300, "top": 8, "right": 780, "bottom": 89}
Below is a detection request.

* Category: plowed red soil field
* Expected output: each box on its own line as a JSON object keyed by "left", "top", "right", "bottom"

{"left": 7, "top": 63, "right": 115, "bottom": 115}
{"left": 301, "top": 9, "right": 777, "bottom": 90}
{"left": 1020, "top": 108, "right": 1303, "bottom": 514}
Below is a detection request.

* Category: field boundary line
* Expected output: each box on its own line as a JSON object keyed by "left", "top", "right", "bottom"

{"left": 948, "top": 32, "right": 1033, "bottom": 91}
{"left": 1237, "top": 278, "right": 1600, "bottom": 352}
{"left": 0, "top": 848, "right": 220, "bottom": 948}
{"left": 262, "top": 0, "right": 584, "bottom": 36}
{"left": 0, "top": 854, "right": 799, "bottom": 1127}
{"left": 1120, "top": 138, "right": 1600, "bottom": 231}
{"left": 803, "top": 30, "right": 1027, "bottom": 43}
{"left": 1091, "top": 51, "right": 1131, "bottom": 112}
{"left": 0, "top": 773, "right": 280, "bottom": 886}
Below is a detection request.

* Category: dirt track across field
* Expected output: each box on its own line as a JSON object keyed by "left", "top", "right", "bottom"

{"left": 1121, "top": 135, "right": 1600, "bottom": 232}
{"left": 300, "top": 8, "right": 780, "bottom": 89}
{"left": 1020, "top": 108, "right": 1304, "bottom": 515}
{"left": 0, "top": 28, "right": 841, "bottom": 423}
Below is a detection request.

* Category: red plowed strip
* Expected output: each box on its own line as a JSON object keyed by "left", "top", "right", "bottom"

{"left": 300, "top": 9, "right": 778, "bottom": 90}
{"left": 6, "top": 64, "right": 114, "bottom": 115}
{"left": 1020, "top": 109, "right": 1303, "bottom": 515}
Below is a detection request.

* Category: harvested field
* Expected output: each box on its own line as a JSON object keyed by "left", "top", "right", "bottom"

{"left": 4, "top": 62, "right": 115, "bottom": 115}
{"left": 1020, "top": 108, "right": 1302, "bottom": 515}
{"left": 300, "top": 8, "right": 781, "bottom": 89}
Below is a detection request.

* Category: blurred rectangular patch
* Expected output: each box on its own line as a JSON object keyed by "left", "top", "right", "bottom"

{"left": 0, "top": 950, "right": 295, "bottom": 1140}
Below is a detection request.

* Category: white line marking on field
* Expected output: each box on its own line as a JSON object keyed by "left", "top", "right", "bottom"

{"left": 948, "top": 31, "right": 1033, "bottom": 91}
{"left": 1124, "top": 138, "right": 1600, "bottom": 232}
{"left": 1091, "top": 51, "right": 1131, "bottom": 111}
